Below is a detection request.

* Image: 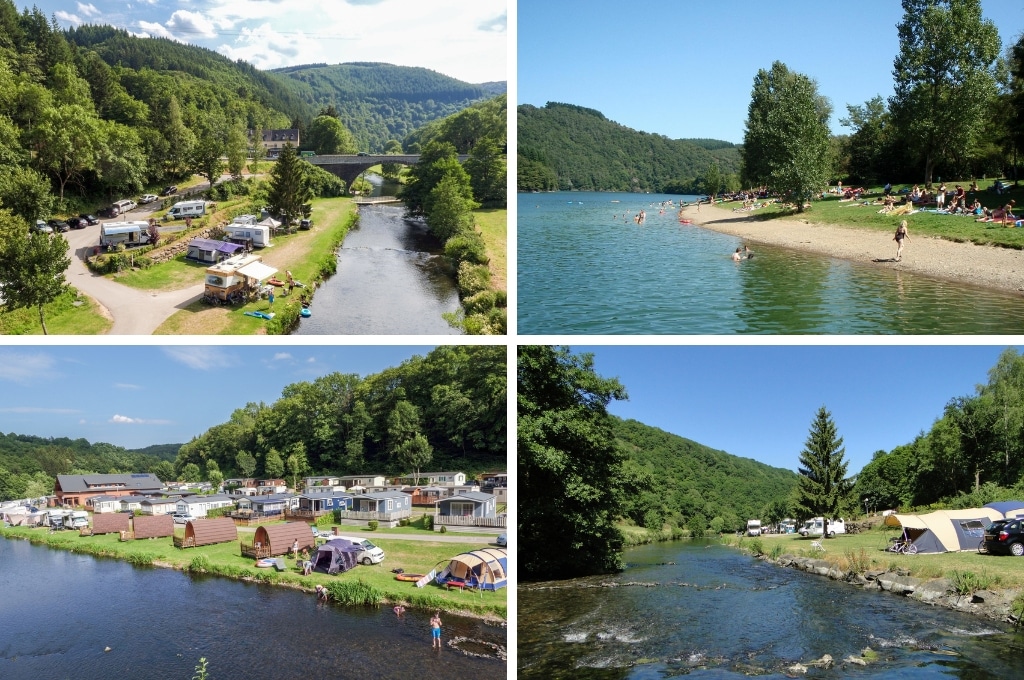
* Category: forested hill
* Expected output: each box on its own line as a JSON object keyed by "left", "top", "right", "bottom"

{"left": 518, "top": 102, "right": 742, "bottom": 192}
{"left": 271, "top": 62, "right": 505, "bottom": 151}
{"left": 0, "top": 433, "right": 180, "bottom": 502}
{"left": 613, "top": 417, "right": 798, "bottom": 531}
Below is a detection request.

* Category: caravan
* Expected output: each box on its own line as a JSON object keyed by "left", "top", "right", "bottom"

{"left": 799, "top": 517, "right": 846, "bottom": 537}
{"left": 224, "top": 216, "right": 271, "bottom": 248}
{"left": 167, "top": 200, "right": 207, "bottom": 220}
{"left": 99, "top": 221, "right": 152, "bottom": 248}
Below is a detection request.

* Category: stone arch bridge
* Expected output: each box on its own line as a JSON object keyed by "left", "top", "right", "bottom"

{"left": 308, "top": 154, "right": 470, "bottom": 187}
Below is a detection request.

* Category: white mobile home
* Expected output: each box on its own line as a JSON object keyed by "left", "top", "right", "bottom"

{"left": 167, "top": 200, "right": 207, "bottom": 220}
{"left": 99, "top": 222, "right": 152, "bottom": 248}
{"left": 224, "top": 223, "right": 271, "bottom": 248}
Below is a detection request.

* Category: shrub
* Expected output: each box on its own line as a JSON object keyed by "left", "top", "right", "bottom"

{"left": 304, "top": 165, "right": 347, "bottom": 197}
{"left": 424, "top": 515, "right": 433, "bottom": 530}
{"left": 126, "top": 552, "right": 155, "bottom": 567}
{"left": 747, "top": 538, "right": 765, "bottom": 556}
{"left": 768, "top": 543, "right": 783, "bottom": 560}
{"left": 187, "top": 554, "right": 211, "bottom": 573}
{"left": 439, "top": 525, "right": 447, "bottom": 533}
{"left": 463, "top": 289, "right": 506, "bottom": 315}
{"left": 845, "top": 548, "right": 871, "bottom": 573}
{"left": 367, "top": 520, "right": 379, "bottom": 531}
{"left": 398, "top": 518, "right": 410, "bottom": 527}
{"left": 325, "top": 578, "right": 384, "bottom": 606}
{"left": 444, "top": 232, "right": 488, "bottom": 265}
{"left": 456, "top": 261, "right": 491, "bottom": 298}
{"left": 949, "top": 570, "right": 996, "bottom": 597}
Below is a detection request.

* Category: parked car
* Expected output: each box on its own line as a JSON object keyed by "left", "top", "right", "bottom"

{"left": 356, "top": 151, "right": 369, "bottom": 156}
{"left": 161, "top": 185, "right": 178, "bottom": 196}
{"left": 65, "top": 216, "right": 85, "bottom": 229}
{"left": 172, "top": 513, "right": 195, "bottom": 524}
{"left": 47, "top": 218, "right": 70, "bottom": 233}
{"left": 139, "top": 194, "right": 159, "bottom": 204}
{"left": 496, "top": 533, "right": 507, "bottom": 547}
{"left": 78, "top": 214, "right": 100, "bottom": 225}
{"left": 983, "top": 519, "right": 1024, "bottom": 555}
{"left": 97, "top": 205, "right": 119, "bottom": 218}
{"left": 32, "top": 220, "right": 53, "bottom": 234}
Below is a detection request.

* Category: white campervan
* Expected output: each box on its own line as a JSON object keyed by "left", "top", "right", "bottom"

{"left": 99, "top": 221, "right": 152, "bottom": 248}
{"left": 746, "top": 519, "right": 762, "bottom": 536}
{"left": 167, "top": 200, "right": 207, "bottom": 220}
{"left": 799, "top": 517, "right": 846, "bottom": 537}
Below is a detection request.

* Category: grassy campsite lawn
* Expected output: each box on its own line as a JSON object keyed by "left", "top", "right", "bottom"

{"left": 474, "top": 208, "right": 507, "bottom": 291}
{"left": 0, "top": 524, "right": 506, "bottom": 618}
{"left": 0, "top": 289, "right": 111, "bottom": 335}
{"left": 726, "top": 526, "right": 1024, "bottom": 590}
{"left": 747, "top": 180, "right": 1024, "bottom": 250}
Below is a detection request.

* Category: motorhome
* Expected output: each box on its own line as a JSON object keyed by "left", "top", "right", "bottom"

{"left": 167, "top": 200, "right": 207, "bottom": 220}
{"left": 224, "top": 220, "right": 271, "bottom": 248}
{"left": 99, "top": 221, "right": 152, "bottom": 248}
{"left": 746, "top": 519, "right": 762, "bottom": 536}
{"left": 65, "top": 510, "right": 89, "bottom": 530}
{"left": 204, "top": 253, "right": 277, "bottom": 303}
{"left": 799, "top": 517, "right": 846, "bottom": 537}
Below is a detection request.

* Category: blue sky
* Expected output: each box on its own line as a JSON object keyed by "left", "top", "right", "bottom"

{"left": 574, "top": 345, "right": 1017, "bottom": 476}
{"left": 0, "top": 345, "right": 436, "bottom": 450}
{"left": 519, "top": 0, "right": 1024, "bottom": 143}
{"left": 30, "top": 0, "right": 506, "bottom": 82}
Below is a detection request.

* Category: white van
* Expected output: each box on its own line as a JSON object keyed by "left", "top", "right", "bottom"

{"left": 746, "top": 519, "right": 762, "bottom": 537}
{"left": 799, "top": 517, "right": 846, "bottom": 537}
{"left": 336, "top": 535, "right": 385, "bottom": 565}
{"left": 167, "top": 200, "right": 207, "bottom": 220}
{"left": 112, "top": 199, "right": 137, "bottom": 215}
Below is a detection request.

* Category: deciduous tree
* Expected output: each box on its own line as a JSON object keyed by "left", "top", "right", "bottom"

{"left": 0, "top": 209, "right": 70, "bottom": 334}
{"left": 305, "top": 115, "right": 357, "bottom": 155}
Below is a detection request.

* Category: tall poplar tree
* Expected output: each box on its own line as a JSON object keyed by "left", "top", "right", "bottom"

{"left": 741, "top": 61, "right": 832, "bottom": 212}
{"left": 890, "top": 0, "right": 1000, "bottom": 184}
{"left": 795, "top": 406, "right": 851, "bottom": 533}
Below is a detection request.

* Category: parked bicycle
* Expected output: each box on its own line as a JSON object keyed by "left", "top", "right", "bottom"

{"left": 888, "top": 535, "right": 918, "bottom": 554}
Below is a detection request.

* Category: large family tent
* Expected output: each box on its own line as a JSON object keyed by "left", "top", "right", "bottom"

{"left": 429, "top": 548, "right": 508, "bottom": 590}
{"left": 312, "top": 538, "right": 360, "bottom": 574}
{"left": 984, "top": 501, "right": 1024, "bottom": 519}
{"left": 883, "top": 508, "right": 1004, "bottom": 553}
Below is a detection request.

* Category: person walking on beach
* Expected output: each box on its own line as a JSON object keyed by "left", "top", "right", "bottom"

{"left": 430, "top": 611, "right": 442, "bottom": 649}
{"left": 894, "top": 220, "right": 909, "bottom": 261}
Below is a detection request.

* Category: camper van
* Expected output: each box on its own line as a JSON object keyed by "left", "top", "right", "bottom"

{"left": 167, "top": 200, "right": 207, "bottom": 220}
{"left": 224, "top": 221, "right": 271, "bottom": 248}
{"left": 746, "top": 519, "right": 762, "bottom": 536}
{"left": 335, "top": 535, "right": 385, "bottom": 565}
{"left": 99, "top": 221, "right": 152, "bottom": 248}
{"left": 65, "top": 510, "right": 89, "bottom": 530}
{"left": 799, "top": 517, "right": 846, "bottom": 538}
{"left": 204, "top": 253, "right": 276, "bottom": 303}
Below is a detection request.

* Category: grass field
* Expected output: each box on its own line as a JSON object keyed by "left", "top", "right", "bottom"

{"left": 748, "top": 179, "right": 1024, "bottom": 249}
{"left": 725, "top": 525, "right": 1024, "bottom": 591}
{"left": 1, "top": 524, "right": 506, "bottom": 618}
{"left": 0, "top": 289, "right": 112, "bottom": 335}
{"left": 474, "top": 208, "right": 507, "bottom": 291}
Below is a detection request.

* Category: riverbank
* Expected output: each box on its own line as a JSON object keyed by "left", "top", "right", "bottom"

{"left": 0, "top": 526, "right": 506, "bottom": 621}
{"left": 683, "top": 202, "right": 1024, "bottom": 295}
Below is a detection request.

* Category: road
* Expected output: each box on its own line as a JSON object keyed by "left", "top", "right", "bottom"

{"left": 62, "top": 204, "right": 204, "bottom": 334}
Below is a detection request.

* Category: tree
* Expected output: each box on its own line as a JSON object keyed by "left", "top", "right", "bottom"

{"left": 191, "top": 110, "right": 226, "bottom": 189}
{"left": 286, "top": 442, "right": 308, "bottom": 491}
{"left": 889, "top": 0, "right": 1000, "bottom": 184}
{"left": 151, "top": 460, "right": 175, "bottom": 483}
{"left": 400, "top": 141, "right": 461, "bottom": 215}
{"left": 426, "top": 172, "right": 479, "bottom": 242}
{"left": 741, "top": 61, "right": 832, "bottom": 212}
{"left": 518, "top": 345, "right": 636, "bottom": 579}
{"left": 701, "top": 162, "right": 722, "bottom": 202}
{"left": 794, "top": 406, "right": 852, "bottom": 533}
{"left": 266, "top": 143, "right": 313, "bottom": 225}
{"left": 396, "top": 433, "right": 433, "bottom": 485}
{"left": 225, "top": 122, "right": 249, "bottom": 179}
{"left": 205, "top": 460, "right": 223, "bottom": 490}
{"left": 180, "top": 462, "right": 201, "bottom": 483}
{"left": 305, "top": 115, "right": 357, "bottom": 155}
{"left": 32, "top": 104, "right": 102, "bottom": 202}
{"left": 236, "top": 450, "right": 257, "bottom": 478}
{"left": 463, "top": 137, "right": 506, "bottom": 207}
{"left": 840, "top": 96, "right": 898, "bottom": 186}
{"left": 263, "top": 448, "right": 285, "bottom": 478}
{"left": 386, "top": 400, "right": 422, "bottom": 456}
{"left": 0, "top": 209, "right": 70, "bottom": 334}
{"left": 0, "top": 165, "right": 54, "bottom": 222}
{"left": 381, "top": 139, "right": 404, "bottom": 181}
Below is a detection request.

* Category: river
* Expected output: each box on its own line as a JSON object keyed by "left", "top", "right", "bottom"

{"left": 517, "top": 191, "right": 1024, "bottom": 334}
{"left": 0, "top": 537, "right": 505, "bottom": 680}
{"left": 294, "top": 176, "right": 462, "bottom": 335}
{"left": 518, "top": 541, "right": 1024, "bottom": 679}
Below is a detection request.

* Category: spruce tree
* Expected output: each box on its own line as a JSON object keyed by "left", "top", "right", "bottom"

{"left": 795, "top": 406, "right": 851, "bottom": 534}
{"left": 267, "top": 143, "right": 313, "bottom": 225}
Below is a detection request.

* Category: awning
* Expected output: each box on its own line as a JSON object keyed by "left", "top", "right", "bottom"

{"left": 236, "top": 261, "right": 278, "bottom": 281}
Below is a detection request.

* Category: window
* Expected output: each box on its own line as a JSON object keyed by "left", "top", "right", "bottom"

{"left": 450, "top": 502, "right": 475, "bottom": 517}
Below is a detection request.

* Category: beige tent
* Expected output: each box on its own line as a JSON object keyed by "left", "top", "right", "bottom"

{"left": 883, "top": 508, "right": 1004, "bottom": 553}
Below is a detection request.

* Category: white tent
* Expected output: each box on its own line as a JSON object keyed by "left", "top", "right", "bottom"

{"left": 884, "top": 508, "right": 1004, "bottom": 553}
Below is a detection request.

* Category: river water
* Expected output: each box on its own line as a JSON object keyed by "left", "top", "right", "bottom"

{"left": 0, "top": 538, "right": 505, "bottom": 680}
{"left": 294, "top": 202, "right": 462, "bottom": 335}
{"left": 519, "top": 541, "right": 1024, "bottom": 679}
{"left": 517, "top": 192, "right": 1024, "bottom": 334}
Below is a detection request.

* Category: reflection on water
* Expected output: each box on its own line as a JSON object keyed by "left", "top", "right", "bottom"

{"left": 519, "top": 541, "right": 1024, "bottom": 679}
{"left": 518, "top": 192, "right": 1024, "bottom": 334}
{"left": 294, "top": 204, "right": 462, "bottom": 335}
{"left": 0, "top": 538, "right": 504, "bottom": 680}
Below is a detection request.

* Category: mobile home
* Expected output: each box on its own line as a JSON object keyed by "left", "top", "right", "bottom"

{"left": 99, "top": 221, "right": 152, "bottom": 248}
{"left": 224, "top": 223, "right": 272, "bottom": 248}
{"left": 167, "top": 200, "right": 207, "bottom": 220}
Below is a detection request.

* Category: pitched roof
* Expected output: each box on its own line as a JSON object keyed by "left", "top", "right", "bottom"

{"left": 57, "top": 473, "right": 163, "bottom": 493}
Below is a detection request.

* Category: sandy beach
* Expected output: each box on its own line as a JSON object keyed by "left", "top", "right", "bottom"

{"left": 682, "top": 202, "right": 1024, "bottom": 295}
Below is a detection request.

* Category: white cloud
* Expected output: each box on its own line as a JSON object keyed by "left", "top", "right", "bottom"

{"left": 162, "top": 346, "right": 240, "bottom": 371}
{"left": 166, "top": 9, "right": 218, "bottom": 39}
{"left": 110, "top": 414, "right": 172, "bottom": 425}
{"left": 273, "top": 352, "right": 293, "bottom": 361}
{"left": 0, "top": 352, "right": 58, "bottom": 384}
{"left": 136, "top": 20, "right": 175, "bottom": 40}
{"left": 115, "top": 383, "right": 142, "bottom": 390}
{"left": 54, "top": 11, "right": 84, "bottom": 26}
{"left": 76, "top": 2, "right": 101, "bottom": 17}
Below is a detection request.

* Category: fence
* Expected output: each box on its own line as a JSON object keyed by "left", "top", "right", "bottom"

{"left": 433, "top": 514, "right": 507, "bottom": 528}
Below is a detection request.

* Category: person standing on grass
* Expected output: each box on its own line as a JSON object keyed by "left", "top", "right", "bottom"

{"left": 894, "top": 220, "right": 910, "bottom": 261}
{"left": 430, "top": 611, "right": 442, "bottom": 649}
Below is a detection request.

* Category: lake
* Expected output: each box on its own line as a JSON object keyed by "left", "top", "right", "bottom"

{"left": 518, "top": 540, "right": 1024, "bottom": 678}
{"left": 517, "top": 191, "right": 1024, "bottom": 334}
{"left": 0, "top": 537, "right": 505, "bottom": 680}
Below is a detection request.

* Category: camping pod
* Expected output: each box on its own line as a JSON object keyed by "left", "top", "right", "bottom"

{"left": 182, "top": 517, "right": 237, "bottom": 548}
{"left": 133, "top": 514, "right": 174, "bottom": 539}
{"left": 431, "top": 548, "right": 507, "bottom": 590}
{"left": 312, "top": 538, "right": 361, "bottom": 574}
{"left": 92, "top": 512, "right": 130, "bottom": 535}
{"left": 251, "top": 522, "right": 315, "bottom": 557}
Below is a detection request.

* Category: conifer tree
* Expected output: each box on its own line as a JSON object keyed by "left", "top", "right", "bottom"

{"left": 795, "top": 406, "right": 852, "bottom": 533}
{"left": 267, "top": 143, "right": 313, "bottom": 225}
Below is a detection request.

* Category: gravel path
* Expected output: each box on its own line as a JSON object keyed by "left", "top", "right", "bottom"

{"left": 684, "top": 203, "right": 1024, "bottom": 295}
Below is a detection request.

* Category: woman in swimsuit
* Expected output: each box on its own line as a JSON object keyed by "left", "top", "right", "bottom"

{"left": 894, "top": 220, "right": 909, "bottom": 261}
